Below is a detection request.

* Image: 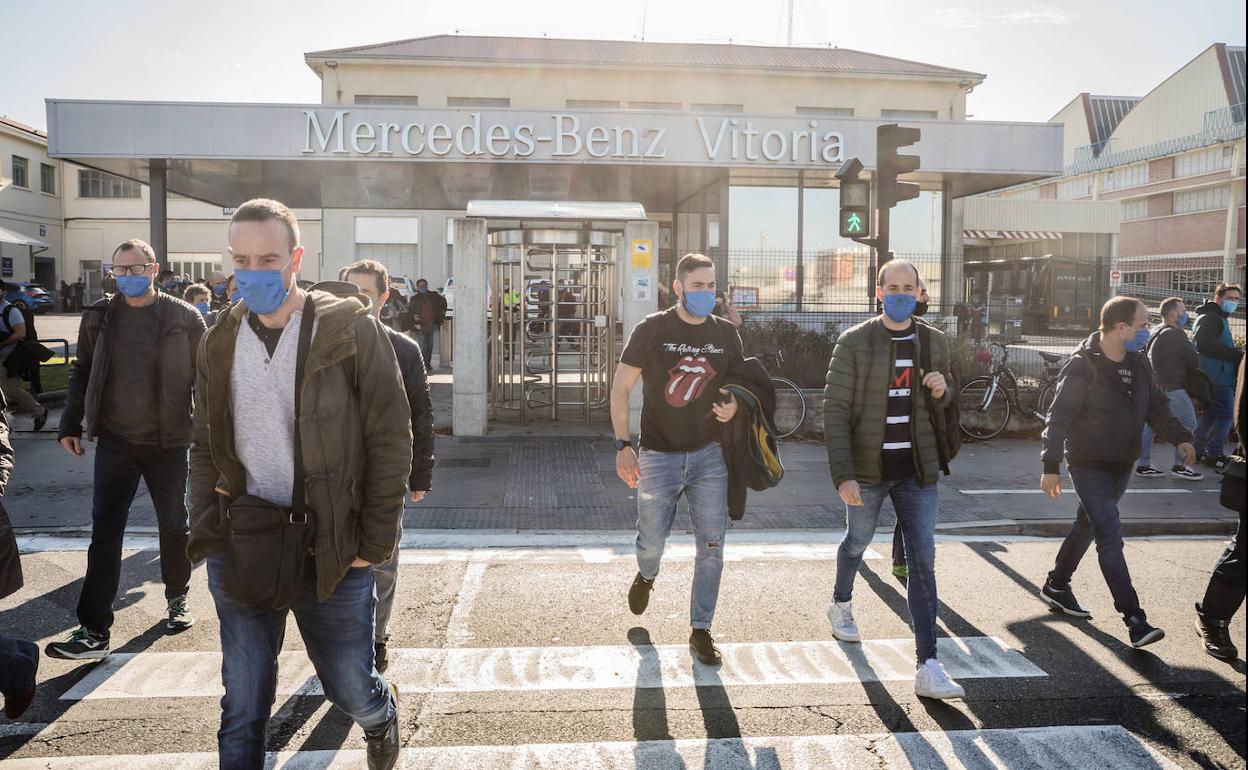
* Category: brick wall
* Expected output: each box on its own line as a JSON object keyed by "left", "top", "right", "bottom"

{"left": 1118, "top": 209, "right": 1228, "bottom": 257}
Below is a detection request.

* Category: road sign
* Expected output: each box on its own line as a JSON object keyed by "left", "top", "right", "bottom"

{"left": 1110, "top": 269, "right": 1122, "bottom": 285}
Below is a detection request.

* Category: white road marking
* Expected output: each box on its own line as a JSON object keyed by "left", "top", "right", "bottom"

{"left": 444, "top": 561, "right": 486, "bottom": 646}
{"left": 0, "top": 725, "right": 1178, "bottom": 769}
{"left": 60, "top": 636, "right": 1042, "bottom": 701}
{"left": 961, "top": 488, "right": 1202, "bottom": 495}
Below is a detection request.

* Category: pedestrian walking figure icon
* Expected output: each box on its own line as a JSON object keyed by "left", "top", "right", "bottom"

{"left": 846, "top": 212, "right": 863, "bottom": 234}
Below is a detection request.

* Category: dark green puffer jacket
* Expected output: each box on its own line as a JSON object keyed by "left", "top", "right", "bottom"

{"left": 822, "top": 317, "right": 953, "bottom": 487}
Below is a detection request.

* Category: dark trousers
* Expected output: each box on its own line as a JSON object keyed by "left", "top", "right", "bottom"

{"left": 1049, "top": 465, "right": 1143, "bottom": 619}
{"left": 0, "top": 633, "right": 37, "bottom": 698}
{"left": 77, "top": 435, "right": 192, "bottom": 637}
{"left": 415, "top": 326, "right": 436, "bottom": 370}
{"left": 1202, "top": 508, "right": 1246, "bottom": 620}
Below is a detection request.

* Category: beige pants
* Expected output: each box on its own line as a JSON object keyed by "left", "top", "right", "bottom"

{"left": 0, "top": 372, "right": 42, "bottom": 416}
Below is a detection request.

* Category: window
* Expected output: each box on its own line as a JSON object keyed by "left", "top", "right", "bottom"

{"left": 1121, "top": 198, "right": 1148, "bottom": 221}
{"left": 446, "top": 96, "right": 510, "bottom": 108}
{"left": 796, "top": 106, "right": 854, "bottom": 117}
{"left": 1056, "top": 177, "right": 1093, "bottom": 199}
{"left": 1172, "top": 186, "right": 1230, "bottom": 214}
{"left": 1121, "top": 271, "right": 1146, "bottom": 287}
{"left": 354, "top": 95, "right": 418, "bottom": 106}
{"left": 78, "top": 168, "right": 141, "bottom": 198}
{"left": 628, "top": 100, "right": 682, "bottom": 111}
{"left": 566, "top": 99, "right": 619, "bottom": 109}
{"left": 40, "top": 163, "right": 56, "bottom": 195}
{"left": 692, "top": 103, "right": 744, "bottom": 113}
{"left": 1171, "top": 268, "right": 1221, "bottom": 294}
{"left": 1174, "top": 145, "right": 1233, "bottom": 178}
{"left": 881, "top": 109, "right": 938, "bottom": 120}
{"left": 1101, "top": 163, "right": 1147, "bottom": 192}
{"left": 10, "top": 156, "right": 28, "bottom": 188}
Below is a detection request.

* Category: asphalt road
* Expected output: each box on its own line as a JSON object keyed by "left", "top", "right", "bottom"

{"left": 1, "top": 533, "right": 1243, "bottom": 768}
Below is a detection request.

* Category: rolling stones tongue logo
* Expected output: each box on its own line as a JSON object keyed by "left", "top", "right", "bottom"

{"left": 665, "top": 355, "right": 718, "bottom": 407}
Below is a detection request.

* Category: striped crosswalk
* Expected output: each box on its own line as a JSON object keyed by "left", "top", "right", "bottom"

{"left": 0, "top": 535, "right": 1208, "bottom": 769}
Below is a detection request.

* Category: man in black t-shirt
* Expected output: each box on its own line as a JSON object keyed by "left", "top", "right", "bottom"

{"left": 611, "top": 253, "right": 743, "bottom": 667}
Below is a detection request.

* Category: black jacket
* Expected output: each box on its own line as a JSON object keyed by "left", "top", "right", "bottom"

{"left": 1146, "top": 324, "right": 1209, "bottom": 402}
{"left": 384, "top": 326, "right": 436, "bottom": 491}
{"left": 0, "top": 395, "right": 21, "bottom": 600}
{"left": 1042, "top": 332, "right": 1192, "bottom": 473}
{"left": 716, "top": 357, "right": 782, "bottom": 520}
{"left": 58, "top": 293, "right": 206, "bottom": 448}
{"left": 406, "top": 291, "right": 448, "bottom": 329}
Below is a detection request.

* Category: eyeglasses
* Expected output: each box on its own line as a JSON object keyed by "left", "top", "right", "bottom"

{"left": 113, "top": 263, "right": 155, "bottom": 276}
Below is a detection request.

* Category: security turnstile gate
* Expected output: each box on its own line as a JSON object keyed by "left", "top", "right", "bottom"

{"left": 489, "top": 228, "right": 617, "bottom": 425}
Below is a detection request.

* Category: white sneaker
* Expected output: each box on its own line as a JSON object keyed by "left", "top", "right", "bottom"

{"left": 914, "top": 658, "right": 965, "bottom": 700}
{"left": 826, "top": 600, "right": 861, "bottom": 642}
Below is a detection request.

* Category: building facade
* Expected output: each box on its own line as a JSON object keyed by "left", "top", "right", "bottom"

{"left": 0, "top": 117, "right": 62, "bottom": 289}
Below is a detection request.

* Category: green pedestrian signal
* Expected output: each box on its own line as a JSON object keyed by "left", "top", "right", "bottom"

{"left": 845, "top": 211, "right": 864, "bottom": 234}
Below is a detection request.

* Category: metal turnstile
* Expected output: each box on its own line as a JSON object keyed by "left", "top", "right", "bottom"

{"left": 488, "top": 228, "right": 617, "bottom": 425}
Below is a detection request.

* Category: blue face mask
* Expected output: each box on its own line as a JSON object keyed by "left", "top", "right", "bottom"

{"left": 1124, "top": 328, "right": 1150, "bottom": 353}
{"left": 1176, "top": 311, "right": 1189, "bottom": 328}
{"left": 882, "top": 293, "right": 917, "bottom": 323}
{"left": 681, "top": 289, "right": 716, "bottom": 318}
{"left": 1220, "top": 299, "right": 1239, "bottom": 314}
{"left": 417, "top": 286, "right": 428, "bottom": 294}
{"left": 194, "top": 301, "right": 211, "bottom": 315}
{"left": 212, "top": 283, "right": 226, "bottom": 297}
{"left": 116, "top": 274, "right": 152, "bottom": 298}
{"left": 235, "top": 267, "right": 291, "bottom": 315}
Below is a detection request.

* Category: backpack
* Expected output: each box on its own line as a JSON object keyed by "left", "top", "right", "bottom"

{"left": 917, "top": 322, "right": 961, "bottom": 474}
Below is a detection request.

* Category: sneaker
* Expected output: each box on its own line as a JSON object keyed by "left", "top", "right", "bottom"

{"left": 166, "top": 595, "right": 194, "bottom": 632}
{"left": 1134, "top": 465, "right": 1165, "bottom": 478}
{"left": 1201, "top": 453, "right": 1227, "bottom": 469}
{"left": 628, "top": 572, "right": 655, "bottom": 616}
{"left": 688, "top": 628, "right": 723, "bottom": 666}
{"left": 374, "top": 638, "right": 390, "bottom": 674}
{"left": 1170, "top": 465, "right": 1204, "bottom": 481}
{"left": 32, "top": 406, "right": 48, "bottom": 432}
{"left": 1195, "top": 603, "right": 1239, "bottom": 661}
{"left": 364, "top": 682, "right": 400, "bottom": 770}
{"left": 45, "top": 626, "right": 109, "bottom": 660}
{"left": 892, "top": 563, "right": 909, "bottom": 583}
{"left": 914, "top": 658, "right": 965, "bottom": 700}
{"left": 1126, "top": 615, "right": 1165, "bottom": 649}
{"left": 826, "top": 600, "right": 861, "bottom": 642}
{"left": 1039, "top": 580, "right": 1092, "bottom": 618}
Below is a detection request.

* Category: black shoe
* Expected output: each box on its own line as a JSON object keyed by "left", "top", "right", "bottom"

{"left": 374, "top": 638, "right": 390, "bottom": 674}
{"left": 1195, "top": 603, "right": 1239, "bottom": 661}
{"left": 45, "top": 626, "right": 109, "bottom": 660}
{"left": 166, "top": 595, "right": 195, "bottom": 632}
{"left": 32, "top": 407, "right": 48, "bottom": 432}
{"left": 628, "top": 572, "right": 655, "bottom": 616}
{"left": 689, "top": 628, "right": 722, "bottom": 667}
{"left": 364, "top": 683, "right": 400, "bottom": 770}
{"left": 1126, "top": 615, "right": 1165, "bottom": 649}
{"left": 1040, "top": 580, "right": 1092, "bottom": 618}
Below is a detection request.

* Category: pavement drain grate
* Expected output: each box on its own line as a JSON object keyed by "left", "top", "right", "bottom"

{"left": 439, "top": 458, "right": 493, "bottom": 469}
{"left": 503, "top": 441, "right": 613, "bottom": 510}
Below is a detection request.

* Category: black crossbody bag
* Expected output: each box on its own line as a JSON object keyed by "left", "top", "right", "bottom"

{"left": 221, "top": 299, "right": 316, "bottom": 611}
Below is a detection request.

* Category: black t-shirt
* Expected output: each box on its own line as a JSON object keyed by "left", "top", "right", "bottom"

{"left": 881, "top": 324, "right": 918, "bottom": 480}
{"left": 620, "top": 307, "right": 745, "bottom": 452}
{"left": 247, "top": 311, "right": 287, "bottom": 358}
{"left": 1116, "top": 363, "right": 1134, "bottom": 399}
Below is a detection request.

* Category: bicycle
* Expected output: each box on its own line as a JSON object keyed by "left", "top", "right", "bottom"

{"left": 958, "top": 339, "right": 1066, "bottom": 440}
{"left": 758, "top": 350, "right": 807, "bottom": 439}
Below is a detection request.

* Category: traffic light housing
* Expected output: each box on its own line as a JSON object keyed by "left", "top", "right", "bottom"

{"left": 835, "top": 158, "right": 871, "bottom": 240}
{"left": 877, "top": 124, "right": 921, "bottom": 211}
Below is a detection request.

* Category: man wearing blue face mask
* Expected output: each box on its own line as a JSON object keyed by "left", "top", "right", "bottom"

{"left": 1136, "top": 297, "right": 1204, "bottom": 480}
{"left": 1192, "top": 282, "right": 1243, "bottom": 469}
{"left": 823, "top": 259, "right": 963, "bottom": 700}
{"left": 611, "top": 253, "right": 744, "bottom": 667}
{"left": 47, "top": 239, "right": 206, "bottom": 661}
{"left": 1040, "top": 296, "right": 1195, "bottom": 649}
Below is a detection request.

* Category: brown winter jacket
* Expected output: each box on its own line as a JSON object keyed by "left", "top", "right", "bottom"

{"left": 186, "top": 290, "right": 412, "bottom": 601}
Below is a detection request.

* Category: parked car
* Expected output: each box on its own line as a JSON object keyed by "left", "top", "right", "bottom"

{"left": 442, "top": 277, "right": 455, "bottom": 318}
{"left": 389, "top": 275, "right": 418, "bottom": 301}
{"left": 4, "top": 282, "right": 54, "bottom": 314}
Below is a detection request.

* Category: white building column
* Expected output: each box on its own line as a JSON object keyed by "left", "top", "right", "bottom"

{"left": 452, "top": 217, "right": 488, "bottom": 436}
{"left": 1224, "top": 142, "right": 1244, "bottom": 285}
{"left": 619, "top": 219, "right": 659, "bottom": 435}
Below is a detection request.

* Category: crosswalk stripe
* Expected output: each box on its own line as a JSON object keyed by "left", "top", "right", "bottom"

{"left": 60, "top": 636, "right": 1042, "bottom": 701}
{"left": 0, "top": 725, "right": 1179, "bottom": 769}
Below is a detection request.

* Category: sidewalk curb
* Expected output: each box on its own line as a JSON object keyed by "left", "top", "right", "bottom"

{"left": 936, "top": 518, "right": 1238, "bottom": 537}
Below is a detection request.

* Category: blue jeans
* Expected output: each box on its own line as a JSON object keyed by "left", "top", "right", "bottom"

{"left": 1049, "top": 466, "right": 1142, "bottom": 620}
{"left": 1193, "top": 383, "right": 1235, "bottom": 459}
{"left": 834, "top": 477, "right": 939, "bottom": 664}
{"left": 0, "top": 633, "right": 37, "bottom": 698}
{"left": 207, "top": 555, "right": 395, "bottom": 770}
{"left": 635, "top": 442, "right": 729, "bottom": 629}
{"left": 1139, "top": 389, "right": 1198, "bottom": 467}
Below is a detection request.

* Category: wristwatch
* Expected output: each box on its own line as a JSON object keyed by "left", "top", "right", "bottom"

{"left": 614, "top": 438, "right": 631, "bottom": 451}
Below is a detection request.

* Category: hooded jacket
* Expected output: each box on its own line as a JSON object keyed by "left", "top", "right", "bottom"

{"left": 187, "top": 290, "right": 412, "bottom": 601}
{"left": 716, "top": 357, "right": 783, "bottom": 520}
{"left": 1042, "top": 332, "right": 1192, "bottom": 474}
{"left": 1193, "top": 300, "right": 1242, "bottom": 388}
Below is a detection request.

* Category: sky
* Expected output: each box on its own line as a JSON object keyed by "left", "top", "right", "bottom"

{"left": 1, "top": 0, "right": 1244, "bottom": 132}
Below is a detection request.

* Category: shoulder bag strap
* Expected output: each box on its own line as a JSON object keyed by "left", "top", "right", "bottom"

{"left": 290, "top": 296, "right": 316, "bottom": 521}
